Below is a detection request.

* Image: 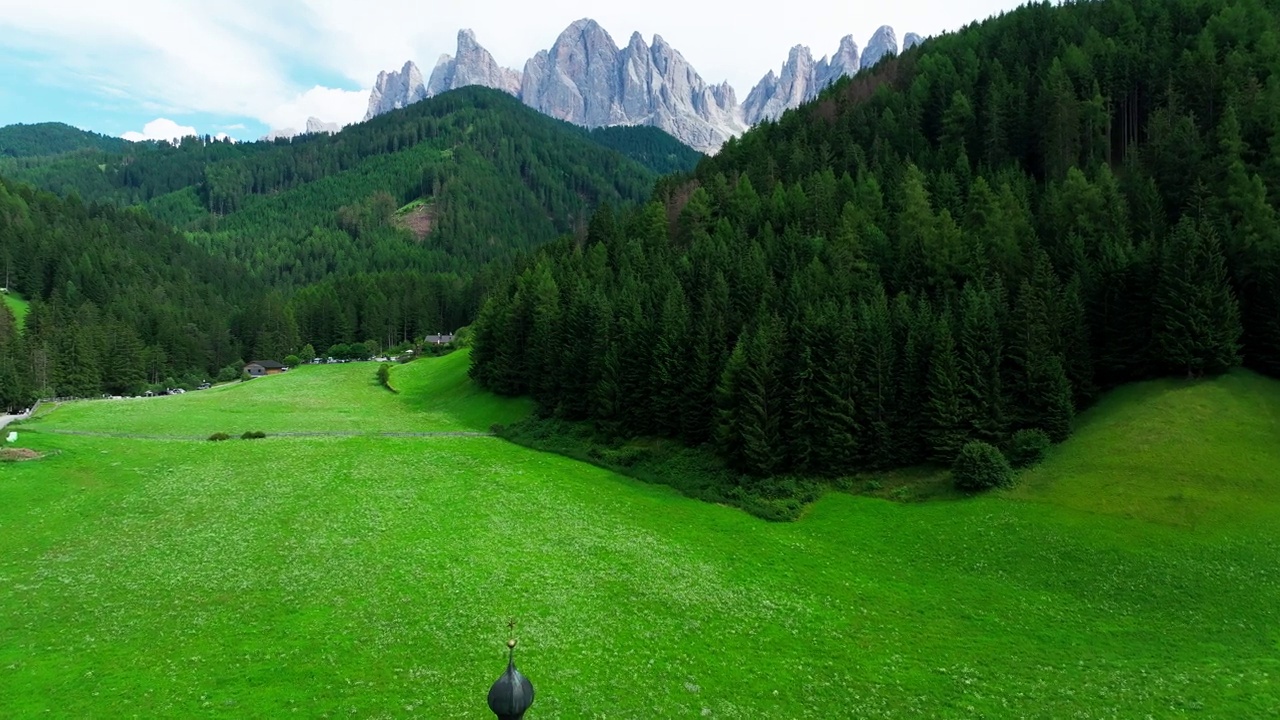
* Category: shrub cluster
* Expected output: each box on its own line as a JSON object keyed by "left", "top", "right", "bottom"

{"left": 952, "top": 441, "right": 1014, "bottom": 491}
{"left": 1008, "top": 429, "right": 1051, "bottom": 468}
{"left": 241, "top": 431, "right": 267, "bottom": 440}
{"left": 376, "top": 363, "right": 395, "bottom": 392}
{"left": 207, "top": 432, "right": 231, "bottom": 442}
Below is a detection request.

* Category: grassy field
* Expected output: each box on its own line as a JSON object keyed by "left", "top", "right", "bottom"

{"left": 25, "top": 351, "right": 531, "bottom": 437}
{"left": 3, "top": 291, "right": 28, "bottom": 328}
{"left": 1, "top": 356, "right": 1277, "bottom": 717}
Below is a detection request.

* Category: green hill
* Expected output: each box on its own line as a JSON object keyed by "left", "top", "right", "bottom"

{"left": 1009, "top": 369, "right": 1280, "bottom": 528}
{"left": 0, "top": 122, "right": 133, "bottom": 158}
{"left": 2, "top": 351, "right": 1277, "bottom": 717}
{"left": 0, "top": 87, "right": 693, "bottom": 403}
{"left": 470, "top": 0, "right": 1280, "bottom": 511}
{"left": 3, "top": 88, "right": 680, "bottom": 288}
{"left": 0, "top": 177, "right": 251, "bottom": 411}
{"left": 586, "top": 124, "right": 704, "bottom": 175}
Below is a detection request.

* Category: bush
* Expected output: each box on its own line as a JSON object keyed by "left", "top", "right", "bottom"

{"left": 952, "top": 441, "right": 1014, "bottom": 491}
{"left": 377, "top": 363, "right": 394, "bottom": 392}
{"left": 216, "top": 362, "right": 244, "bottom": 383}
{"left": 241, "top": 431, "right": 267, "bottom": 440}
{"left": 1008, "top": 429, "right": 1051, "bottom": 468}
{"left": 208, "top": 432, "right": 231, "bottom": 441}
{"left": 283, "top": 354, "right": 301, "bottom": 368}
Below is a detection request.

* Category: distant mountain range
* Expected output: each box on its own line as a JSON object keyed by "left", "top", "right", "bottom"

{"left": 289, "top": 20, "right": 922, "bottom": 152}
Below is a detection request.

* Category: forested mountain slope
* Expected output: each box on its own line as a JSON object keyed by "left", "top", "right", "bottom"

{"left": 470, "top": 0, "right": 1280, "bottom": 488}
{"left": 0, "top": 122, "right": 133, "bottom": 159}
{"left": 0, "top": 88, "right": 691, "bottom": 408}
{"left": 1, "top": 88, "right": 696, "bottom": 287}
{"left": 0, "top": 177, "right": 253, "bottom": 410}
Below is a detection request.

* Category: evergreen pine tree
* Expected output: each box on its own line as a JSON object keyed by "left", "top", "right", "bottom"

{"left": 717, "top": 314, "right": 786, "bottom": 476}
{"left": 653, "top": 284, "right": 691, "bottom": 437}
{"left": 810, "top": 303, "right": 861, "bottom": 475}
{"left": 1153, "top": 217, "right": 1243, "bottom": 377}
{"left": 957, "top": 280, "right": 1006, "bottom": 444}
{"left": 787, "top": 341, "right": 820, "bottom": 473}
{"left": 926, "top": 315, "right": 967, "bottom": 464}
{"left": 856, "top": 288, "right": 897, "bottom": 468}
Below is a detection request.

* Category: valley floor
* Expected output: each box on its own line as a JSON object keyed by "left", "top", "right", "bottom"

{"left": 1, "top": 352, "right": 1277, "bottom": 717}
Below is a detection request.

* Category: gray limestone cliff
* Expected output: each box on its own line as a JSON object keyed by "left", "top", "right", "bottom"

{"left": 904, "top": 32, "right": 924, "bottom": 50}
{"left": 426, "top": 29, "right": 522, "bottom": 98}
{"left": 743, "top": 34, "right": 860, "bottom": 125}
{"left": 364, "top": 60, "right": 427, "bottom": 121}
{"left": 744, "top": 26, "right": 915, "bottom": 125}
{"left": 363, "top": 20, "right": 915, "bottom": 152}
{"left": 262, "top": 117, "right": 342, "bottom": 142}
{"left": 861, "top": 25, "right": 899, "bottom": 69}
{"left": 364, "top": 19, "right": 741, "bottom": 151}
{"left": 816, "top": 35, "right": 861, "bottom": 89}
{"left": 305, "top": 117, "right": 340, "bottom": 135}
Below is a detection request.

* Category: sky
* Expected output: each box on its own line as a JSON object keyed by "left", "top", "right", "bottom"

{"left": 0, "top": 0, "right": 1030, "bottom": 142}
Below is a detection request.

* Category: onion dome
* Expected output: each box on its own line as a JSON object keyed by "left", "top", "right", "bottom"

{"left": 487, "top": 639, "right": 534, "bottom": 720}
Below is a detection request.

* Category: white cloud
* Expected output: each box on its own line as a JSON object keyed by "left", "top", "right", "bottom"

{"left": 263, "top": 86, "right": 369, "bottom": 133}
{"left": 121, "top": 117, "right": 198, "bottom": 142}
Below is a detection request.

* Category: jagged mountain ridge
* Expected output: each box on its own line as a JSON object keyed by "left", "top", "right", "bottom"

{"left": 360, "top": 20, "right": 919, "bottom": 152}
{"left": 262, "top": 117, "right": 338, "bottom": 142}
{"left": 743, "top": 25, "right": 927, "bottom": 125}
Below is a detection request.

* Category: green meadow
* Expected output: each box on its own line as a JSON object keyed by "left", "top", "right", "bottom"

{"left": 3, "top": 291, "right": 27, "bottom": 328}
{"left": 2, "top": 353, "right": 1278, "bottom": 717}
{"left": 25, "top": 351, "right": 531, "bottom": 437}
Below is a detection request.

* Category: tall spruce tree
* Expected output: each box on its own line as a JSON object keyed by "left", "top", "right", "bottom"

{"left": 810, "top": 303, "right": 861, "bottom": 474}
{"left": 957, "top": 280, "right": 1006, "bottom": 444}
{"left": 717, "top": 313, "right": 786, "bottom": 476}
{"left": 925, "top": 314, "right": 966, "bottom": 464}
{"left": 856, "top": 288, "right": 898, "bottom": 468}
{"left": 1153, "top": 216, "right": 1243, "bottom": 377}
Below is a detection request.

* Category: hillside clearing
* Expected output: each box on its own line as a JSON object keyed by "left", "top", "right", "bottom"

{"left": 3, "top": 291, "right": 28, "bottom": 328}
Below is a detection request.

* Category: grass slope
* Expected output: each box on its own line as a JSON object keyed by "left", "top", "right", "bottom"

{"left": 1, "top": 360, "right": 1277, "bottom": 717}
{"left": 3, "top": 292, "right": 27, "bottom": 328}
{"left": 1009, "top": 369, "right": 1280, "bottom": 528}
{"left": 26, "top": 351, "right": 531, "bottom": 436}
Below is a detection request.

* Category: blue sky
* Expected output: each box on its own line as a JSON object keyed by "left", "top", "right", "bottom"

{"left": 0, "top": 0, "right": 1029, "bottom": 142}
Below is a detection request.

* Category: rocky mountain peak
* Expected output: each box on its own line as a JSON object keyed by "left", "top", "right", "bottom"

{"left": 862, "top": 25, "right": 899, "bottom": 69}
{"left": 815, "top": 34, "right": 860, "bottom": 91}
{"left": 364, "top": 60, "right": 426, "bottom": 121}
{"left": 305, "top": 117, "right": 340, "bottom": 135}
{"left": 427, "top": 30, "right": 522, "bottom": 98}
{"left": 363, "top": 19, "right": 911, "bottom": 152}
{"left": 904, "top": 32, "right": 924, "bottom": 50}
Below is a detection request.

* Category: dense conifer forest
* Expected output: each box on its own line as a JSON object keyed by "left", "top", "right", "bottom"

{"left": 0, "top": 177, "right": 250, "bottom": 408}
{"left": 470, "top": 0, "right": 1280, "bottom": 491}
{"left": 0, "top": 122, "right": 133, "bottom": 159}
{"left": 0, "top": 89, "right": 695, "bottom": 408}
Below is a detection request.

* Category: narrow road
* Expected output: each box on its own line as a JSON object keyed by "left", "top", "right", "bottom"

{"left": 0, "top": 406, "right": 34, "bottom": 432}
